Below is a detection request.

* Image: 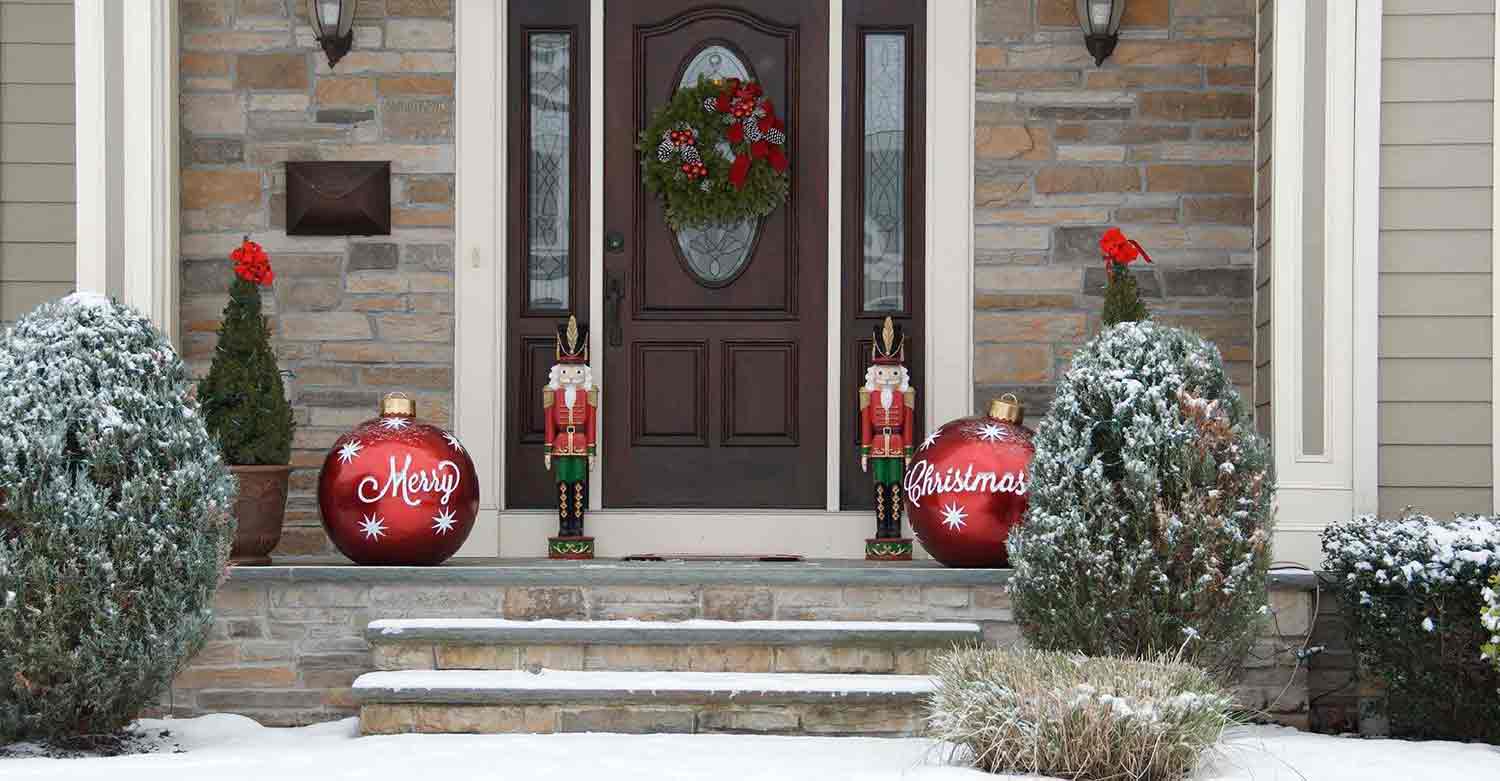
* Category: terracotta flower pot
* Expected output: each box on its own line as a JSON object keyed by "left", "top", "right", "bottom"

{"left": 228, "top": 464, "right": 292, "bottom": 566}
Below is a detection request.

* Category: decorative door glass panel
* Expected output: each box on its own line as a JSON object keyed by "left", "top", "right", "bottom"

{"left": 862, "top": 33, "right": 905, "bottom": 313}
{"left": 528, "top": 32, "right": 571, "bottom": 310}
{"left": 675, "top": 43, "right": 758, "bottom": 287}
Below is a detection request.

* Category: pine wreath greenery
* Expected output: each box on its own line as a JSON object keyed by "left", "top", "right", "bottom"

{"left": 0, "top": 293, "right": 235, "bottom": 742}
{"left": 196, "top": 239, "right": 294, "bottom": 466}
{"left": 638, "top": 77, "right": 790, "bottom": 230}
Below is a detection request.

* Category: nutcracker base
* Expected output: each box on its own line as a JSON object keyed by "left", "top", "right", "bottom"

{"left": 548, "top": 535, "right": 595, "bottom": 560}
{"left": 865, "top": 537, "right": 913, "bottom": 561}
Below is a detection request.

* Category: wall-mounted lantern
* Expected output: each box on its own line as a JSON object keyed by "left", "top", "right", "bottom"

{"left": 1077, "top": 0, "right": 1125, "bottom": 67}
{"left": 308, "top": 0, "right": 358, "bottom": 69}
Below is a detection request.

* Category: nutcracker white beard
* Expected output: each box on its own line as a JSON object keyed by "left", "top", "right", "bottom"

{"left": 547, "top": 364, "right": 594, "bottom": 392}
{"left": 863, "top": 365, "right": 911, "bottom": 393}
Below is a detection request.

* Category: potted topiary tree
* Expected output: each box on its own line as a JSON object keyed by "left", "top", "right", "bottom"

{"left": 197, "top": 237, "right": 295, "bottom": 565}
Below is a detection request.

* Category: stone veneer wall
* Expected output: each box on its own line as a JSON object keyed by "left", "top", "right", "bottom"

{"left": 971, "top": 0, "right": 1256, "bottom": 412}
{"left": 155, "top": 567, "right": 1317, "bottom": 728}
{"left": 177, "top": 0, "right": 456, "bottom": 558}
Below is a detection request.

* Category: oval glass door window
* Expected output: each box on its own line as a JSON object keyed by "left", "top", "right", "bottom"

{"left": 675, "top": 44, "right": 758, "bottom": 287}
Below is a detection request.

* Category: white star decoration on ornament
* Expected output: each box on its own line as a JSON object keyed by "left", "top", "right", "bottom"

{"left": 380, "top": 416, "right": 410, "bottom": 431}
{"left": 940, "top": 501, "right": 968, "bottom": 531}
{"left": 919, "top": 428, "right": 941, "bottom": 452}
{"left": 977, "top": 423, "right": 1005, "bottom": 442}
{"left": 443, "top": 432, "right": 465, "bottom": 453}
{"left": 431, "top": 506, "right": 457, "bottom": 535}
{"left": 336, "top": 439, "right": 363, "bottom": 464}
{"left": 359, "top": 513, "right": 387, "bottom": 541}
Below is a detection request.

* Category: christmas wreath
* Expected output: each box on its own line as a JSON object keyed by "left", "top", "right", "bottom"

{"left": 638, "top": 77, "right": 790, "bottom": 230}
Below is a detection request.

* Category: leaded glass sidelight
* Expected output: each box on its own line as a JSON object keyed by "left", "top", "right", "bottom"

{"left": 862, "top": 33, "right": 906, "bottom": 313}
{"left": 675, "top": 44, "right": 758, "bottom": 286}
{"left": 528, "top": 32, "right": 571, "bottom": 310}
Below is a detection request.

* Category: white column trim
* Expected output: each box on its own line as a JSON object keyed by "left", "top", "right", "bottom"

{"left": 452, "top": 0, "right": 502, "bottom": 556}
{"left": 925, "top": 0, "right": 976, "bottom": 427}
{"left": 589, "top": 0, "right": 605, "bottom": 511}
{"left": 73, "top": 0, "right": 111, "bottom": 295}
{"left": 1352, "top": 0, "right": 1382, "bottom": 516}
{"left": 1268, "top": 0, "right": 1375, "bottom": 566}
{"left": 1492, "top": 1, "right": 1500, "bottom": 514}
{"left": 120, "top": 0, "right": 180, "bottom": 343}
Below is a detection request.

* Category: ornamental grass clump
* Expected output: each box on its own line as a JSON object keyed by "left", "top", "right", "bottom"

{"left": 1008, "top": 321, "right": 1275, "bottom": 677}
{"left": 0, "top": 294, "right": 236, "bottom": 743}
{"left": 1323, "top": 513, "right": 1500, "bottom": 742}
{"left": 927, "top": 648, "right": 1235, "bottom": 781}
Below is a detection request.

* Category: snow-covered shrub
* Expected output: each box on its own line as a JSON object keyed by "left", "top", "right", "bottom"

{"left": 1323, "top": 514, "right": 1500, "bottom": 742}
{"left": 0, "top": 294, "right": 235, "bottom": 743}
{"left": 927, "top": 648, "right": 1233, "bottom": 780}
{"left": 1008, "top": 321, "right": 1274, "bottom": 676}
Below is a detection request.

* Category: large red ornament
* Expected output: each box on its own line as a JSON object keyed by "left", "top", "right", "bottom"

{"left": 318, "top": 394, "right": 480, "bottom": 565}
{"left": 904, "top": 396, "right": 1035, "bottom": 568}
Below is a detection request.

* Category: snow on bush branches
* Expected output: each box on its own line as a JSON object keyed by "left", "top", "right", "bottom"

{"left": 1485, "top": 573, "right": 1500, "bottom": 677}
{"left": 0, "top": 295, "right": 236, "bottom": 742}
{"left": 1323, "top": 513, "right": 1500, "bottom": 741}
{"left": 1008, "top": 321, "right": 1274, "bottom": 676}
{"left": 926, "top": 648, "right": 1234, "bottom": 781}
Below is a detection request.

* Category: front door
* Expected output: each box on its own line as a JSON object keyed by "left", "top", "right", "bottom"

{"left": 602, "top": 1, "right": 829, "bottom": 507}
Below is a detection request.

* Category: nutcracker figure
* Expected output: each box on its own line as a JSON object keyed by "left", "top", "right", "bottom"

{"left": 860, "top": 316, "right": 916, "bottom": 561}
{"left": 544, "top": 315, "right": 598, "bottom": 559}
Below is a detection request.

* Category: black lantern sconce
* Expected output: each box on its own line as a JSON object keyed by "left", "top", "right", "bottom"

{"left": 1077, "top": 0, "right": 1126, "bottom": 66}
{"left": 308, "top": 0, "right": 358, "bottom": 69}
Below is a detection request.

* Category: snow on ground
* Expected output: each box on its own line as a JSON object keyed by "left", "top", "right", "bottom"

{"left": 2, "top": 715, "right": 1498, "bottom": 781}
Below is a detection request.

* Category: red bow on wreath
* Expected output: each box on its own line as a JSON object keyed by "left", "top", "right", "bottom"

{"left": 230, "top": 236, "right": 274, "bottom": 286}
{"left": 708, "top": 78, "right": 789, "bottom": 189}
{"left": 1099, "top": 227, "right": 1151, "bottom": 276}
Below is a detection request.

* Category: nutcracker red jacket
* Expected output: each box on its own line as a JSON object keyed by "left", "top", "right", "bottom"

{"left": 860, "top": 387, "right": 915, "bottom": 457}
{"left": 543, "top": 386, "right": 597, "bottom": 456}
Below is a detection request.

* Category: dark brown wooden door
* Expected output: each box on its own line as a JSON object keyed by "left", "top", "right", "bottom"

{"left": 603, "top": 1, "right": 829, "bottom": 507}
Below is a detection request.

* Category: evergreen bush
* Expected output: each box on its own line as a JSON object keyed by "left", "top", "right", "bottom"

{"left": 1485, "top": 573, "right": 1500, "bottom": 679}
{"left": 196, "top": 239, "right": 293, "bottom": 465}
{"left": 1323, "top": 513, "right": 1500, "bottom": 742}
{"left": 927, "top": 648, "right": 1234, "bottom": 781}
{"left": 1102, "top": 266, "right": 1149, "bottom": 326}
{"left": 0, "top": 294, "right": 235, "bottom": 742}
{"left": 1009, "top": 321, "right": 1275, "bottom": 676}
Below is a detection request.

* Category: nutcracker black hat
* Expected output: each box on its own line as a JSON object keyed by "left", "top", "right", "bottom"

{"left": 871, "top": 317, "right": 906, "bottom": 366}
{"left": 556, "top": 315, "right": 588, "bottom": 364}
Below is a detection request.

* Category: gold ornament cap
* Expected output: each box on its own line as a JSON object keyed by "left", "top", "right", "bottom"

{"left": 380, "top": 392, "right": 416, "bottom": 418}
{"left": 988, "top": 393, "right": 1024, "bottom": 424}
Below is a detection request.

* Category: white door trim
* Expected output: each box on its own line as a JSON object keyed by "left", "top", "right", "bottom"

{"left": 73, "top": 0, "right": 179, "bottom": 342}
{"left": 453, "top": 0, "right": 976, "bottom": 556}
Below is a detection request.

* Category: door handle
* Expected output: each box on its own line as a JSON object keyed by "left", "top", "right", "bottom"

{"left": 605, "top": 270, "right": 625, "bottom": 347}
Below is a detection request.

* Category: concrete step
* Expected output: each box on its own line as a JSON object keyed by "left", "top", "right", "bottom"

{"left": 354, "top": 669, "right": 934, "bottom": 736}
{"left": 366, "top": 618, "right": 982, "bottom": 675}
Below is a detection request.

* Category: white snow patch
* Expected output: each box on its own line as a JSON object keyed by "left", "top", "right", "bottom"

{"left": 3, "top": 716, "right": 1498, "bottom": 781}
{"left": 60, "top": 291, "right": 112, "bottom": 309}
{"left": 354, "top": 669, "right": 936, "bottom": 696}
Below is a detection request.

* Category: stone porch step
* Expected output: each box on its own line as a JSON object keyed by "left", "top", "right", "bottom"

{"left": 366, "top": 618, "right": 982, "bottom": 674}
{"left": 353, "top": 669, "right": 934, "bottom": 736}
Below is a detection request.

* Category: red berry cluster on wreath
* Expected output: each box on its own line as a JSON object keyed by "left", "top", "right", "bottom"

{"left": 725, "top": 80, "right": 763, "bottom": 118}
{"left": 230, "top": 236, "right": 275, "bottom": 286}
{"left": 669, "top": 128, "right": 696, "bottom": 147}
{"left": 680, "top": 161, "right": 708, "bottom": 179}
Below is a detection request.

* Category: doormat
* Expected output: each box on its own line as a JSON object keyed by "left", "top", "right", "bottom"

{"left": 621, "top": 554, "right": 805, "bottom": 563}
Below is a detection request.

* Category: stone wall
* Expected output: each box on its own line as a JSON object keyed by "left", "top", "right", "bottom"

{"left": 178, "top": 0, "right": 456, "bottom": 558}
{"left": 971, "top": 0, "right": 1256, "bottom": 412}
{"left": 153, "top": 566, "right": 1316, "bottom": 728}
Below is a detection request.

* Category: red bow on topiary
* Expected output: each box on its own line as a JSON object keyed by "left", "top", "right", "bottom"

{"left": 230, "top": 236, "right": 275, "bottom": 286}
{"left": 1099, "top": 227, "right": 1152, "bottom": 274}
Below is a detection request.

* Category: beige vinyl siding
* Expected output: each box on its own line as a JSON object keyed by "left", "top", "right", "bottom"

{"left": 1377, "top": 1, "right": 1496, "bottom": 517}
{"left": 1254, "top": 0, "right": 1274, "bottom": 441}
{"left": 0, "top": 0, "right": 75, "bottom": 322}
